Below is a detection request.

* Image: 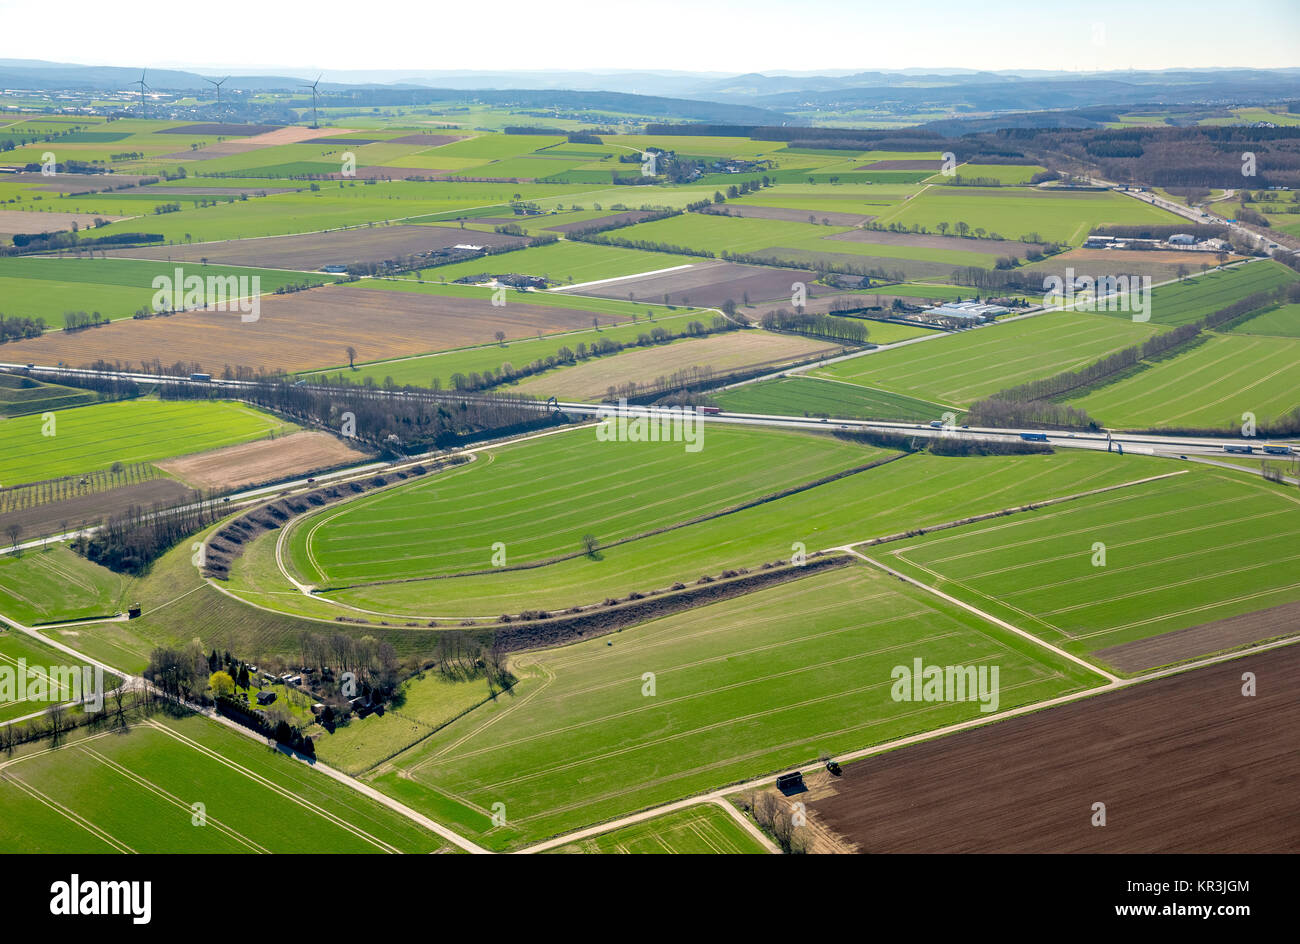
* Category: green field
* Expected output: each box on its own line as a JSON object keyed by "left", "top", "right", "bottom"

{"left": 814, "top": 311, "right": 1159, "bottom": 406}
{"left": 0, "top": 546, "right": 126, "bottom": 625}
{"left": 309, "top": 670, "right": 497, "bottom": 775}
{"left": 609, "top": 212, "right": 1003, "bottom": 268}
{"left": 874, "top": 186, "right": 1181, "bottom": 244}
{"left": 0, "top": 714, "right": 447, "bottom": 853}
{"left": 1066, "top": 331, "right": 1300, "bottom": 429}
{"left": 5, "top": 398, "right": 294, "bottom": 486}
{"left": 547, "top": 803, "right": 769, "bottom": 854}
{"left": 1109, "top": 261, "right": 1300, "bottom": 327}
{"left": 365, "top": 564, "right": 1103, "bottom": 848}
{"left": 1232, "top": 302, "right": 1300, "bottom": 338}
{"left": 0, "top": 257, "right": 337, "bottom": 323}
{"left": 262, "top": 444, "right": 1165, "bottom": 620}
{"left": 0, "top": 629, "right": 112, "bottom": 723}
{"left": 0, "top": 373, "right": 99, "bottom": 416}
{"left": 288, "top": 425, "right": 874, "bottom": 585}
{"left": 403, "top": 239, "right": 699, "bottom": 286}
{"left": 717, "top": 375, "right": 954, "bottom": 423}
{"left": 885, "top": 469, "right": 1300, "bottom": 667}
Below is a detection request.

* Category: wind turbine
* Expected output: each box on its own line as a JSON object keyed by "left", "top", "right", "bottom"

{"left": 134, "top": 70, "right": 150, "bottom": 117}
{"left": 205, "top": 75, "right": 230, "bottom": 111}
{"left": 300, "top": 73, "right": 321, "bottom": 129}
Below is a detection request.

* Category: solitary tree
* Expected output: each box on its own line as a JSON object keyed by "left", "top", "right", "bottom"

{"left": 346, "top": 345, "right": 357, "bottom": 369}
{"left": 494, "top": 331, "right": 506, "bottom": 347}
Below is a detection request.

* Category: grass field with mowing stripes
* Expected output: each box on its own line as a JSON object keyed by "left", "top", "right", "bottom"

{"left": 0, "top": 714, "right": 447, "bottom": 853}
{"left": 366, "top": 564, "right": 1101, "bottom": 849}
{"left": 884, "top": 469, "right": 1300, "bottom": 664}
{"left": 6, "top": 399, "right": 294, "bottom": 486}
{"left": 546, "top": 804, "right": 768, "bottom": 854}
{"left": 813, "top": 311, "right": 1158, "bottom": 407}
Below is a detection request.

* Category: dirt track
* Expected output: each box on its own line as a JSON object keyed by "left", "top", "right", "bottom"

{"left": 807, "top": 643, "right": 1300, "bottom": 853}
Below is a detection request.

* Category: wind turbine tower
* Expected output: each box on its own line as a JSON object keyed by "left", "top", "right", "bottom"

{"left": 301, "top": 74, "right": 322, "bottom": 129}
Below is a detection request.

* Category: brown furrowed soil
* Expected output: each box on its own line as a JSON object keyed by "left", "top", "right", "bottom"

{"left": 509, "top": 331, "right": 841, "bottom": 400}
{"left": 546, "top": 210, "right": 658, "bottom": 233}
{"left": 0, "top": 479, "right": 194, "bottom": 539}
{"left": 564, "top": 259, "right": 833, "bottom": 307}
{"left": 806, "top": 643, "right": 1300, "bottom": 853}
{"left": 1021, "top": 247, "right": 1245, "bottom": 285}
{"left": 1095, "top": 600, "right": 1300, "bottom": 673}
{"left": 161, "top": 125, "right": 356, "bottom": 160}
{"left": 102, "top": 224, "right": 529, "bottom": 271}
{"left": 0, "top": 209, "right": 129, "bottom": 237}
{"left": 0, "top": 283, "right": 624, "bottom": 374}
{"left": 158, "top": 430, "right": 370, "bottom": 491}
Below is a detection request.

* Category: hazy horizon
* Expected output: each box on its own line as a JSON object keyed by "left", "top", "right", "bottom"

{"left": 3, "top": 0, "right": 1298, "bottom": 76}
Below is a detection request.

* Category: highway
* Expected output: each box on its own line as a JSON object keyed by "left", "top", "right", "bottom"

{"left": 6, "top": 361, "right": 1295, "bottom": 465}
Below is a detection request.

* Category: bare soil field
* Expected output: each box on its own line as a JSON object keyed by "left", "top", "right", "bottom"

{"left": 0, "top": 478, "right": 194, "bottom": 539}
{"left": 547, "top": 210, "right": 658, "bottom": 233}
{"left": 700, "top": 204, "right": 874, "bottom": 226}
{"left": 163, "top": 125, "right": 356, "bottom": 160}
{"left": 807, "top": 643, "right": 1300, "bottom": 853}
{"left": 1022, "top": 248, "right": 1243, "bottom": 284}
{"left": 102, "top": 224, "right": 528, "bottom": 270}
{"left": 858, "top": 159, "right": 943, "bottom": 171}
{"left": 159, "top": 123, "right": 279, "bottom": 136}
{"left": 827, "top": 228, "right": 1047, "bottom": 255}
{"left": 1, "top": 283, "right": 621, "bottom": 374}
{"left": 566, "top": 259, "right": 832, "bottom": 308}
{"left": 1095, "top": 600, "right": 1300, "bottom": 672}
{"left": 510, "top": 330, "right": 841, "bottom": 400}
{"left": 2, "top": 173, "right": 152, "bottom": 193}
{"left": 0, "top": 209, "right": 129, "bottom": 237}
{"left": 158, "top": 430, "right": 369, "bottom": 490}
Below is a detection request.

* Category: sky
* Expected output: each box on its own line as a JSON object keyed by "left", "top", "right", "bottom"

{"left": 2, "top": 0, "right": 1298, "bottom": 76}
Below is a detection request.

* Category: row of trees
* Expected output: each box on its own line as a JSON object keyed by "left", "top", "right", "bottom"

{"left": 72, "top": 492, "right": 227, "bottom": 574}
{"left": 0, "top": 312, "right": 46, "bottom": 341}
{"left": 759, "top": 308, "right": 871, "bottom": 344}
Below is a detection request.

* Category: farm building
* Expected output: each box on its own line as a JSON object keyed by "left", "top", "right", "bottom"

{"left": 1168, "top": 233, "right": 1197, "bottom": 245}
{"left": 920, "top": 301, "right": 1009, "bottom": 324}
